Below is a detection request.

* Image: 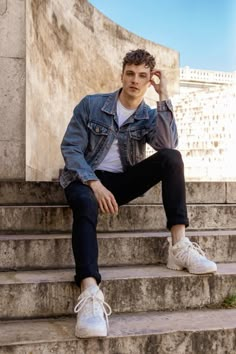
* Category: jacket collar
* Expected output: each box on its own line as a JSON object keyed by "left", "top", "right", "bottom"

{"left": 101, "top": 89, "right": 150, "bottom": 120}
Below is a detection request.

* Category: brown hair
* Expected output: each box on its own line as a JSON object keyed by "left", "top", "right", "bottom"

{"left": 122, "top": 49, "right": 156, "bottom": 72}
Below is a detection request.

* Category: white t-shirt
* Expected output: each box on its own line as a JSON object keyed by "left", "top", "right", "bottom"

{"left": 97, "top": 100, "right": 136, "bottom": 172}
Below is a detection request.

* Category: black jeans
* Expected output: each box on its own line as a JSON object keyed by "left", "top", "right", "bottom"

{"left": 65, "top": 149, "right": 189, "bottom": 286}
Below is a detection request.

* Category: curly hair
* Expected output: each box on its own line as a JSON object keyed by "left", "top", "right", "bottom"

{"left": 122, "top": 49, "right": 156, "bottom": 72}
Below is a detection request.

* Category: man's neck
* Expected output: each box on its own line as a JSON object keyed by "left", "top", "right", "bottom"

{"left": 119, "top": 90, "right": 143, "bottom": 110}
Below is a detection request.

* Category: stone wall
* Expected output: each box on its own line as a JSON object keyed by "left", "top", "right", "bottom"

{"left": 176, "top": 84, "right": 236, "bottom": 181}
{"left": 0, "top": 0, "right": 25, "bottom": 179}
{"left": 25, "top": 0, "right": 179, "bottom": 181}
{"left": 1, "top": 0, "right": 235, "bottom": 182}
{"left": 147, "top": 82, "right": 236, "bottom": 181}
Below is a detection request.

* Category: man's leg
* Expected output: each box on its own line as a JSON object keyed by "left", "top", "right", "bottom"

{"left": 65, "top": 181, "right": 101, "bottom": 286}
{"left": 96, "top": 148, "right": 216, "bottom": 274}
{"left": 64, "top": 181, "right": 111, "bottom": 338}
{"left": 96, "top": 149, "right": 189, "bottom": 228}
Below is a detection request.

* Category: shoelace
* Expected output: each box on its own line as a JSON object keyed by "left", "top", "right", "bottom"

{"left": 74, "top": 293, "right": 112, "bottom": 329}
{"left": 176, "top": 241, "right": 206, "bottom": 265}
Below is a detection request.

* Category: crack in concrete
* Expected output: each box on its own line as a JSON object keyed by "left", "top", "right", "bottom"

{"left": 0, "top": 0, "right": 7, "bottom": 16}
{"left": 0, "top": 56, "right": 25, "bottom": 59}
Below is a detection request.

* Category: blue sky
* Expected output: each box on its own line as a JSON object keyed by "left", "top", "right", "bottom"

{"left": 88, "top": 0, "right": 236, "bottom": 72}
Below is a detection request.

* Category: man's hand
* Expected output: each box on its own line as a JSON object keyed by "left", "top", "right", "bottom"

{"left": 150, "top": 70, "right": 169, "bottom": 101}
{"left": 88, "top": 180, "right": 118, "bottom": 215}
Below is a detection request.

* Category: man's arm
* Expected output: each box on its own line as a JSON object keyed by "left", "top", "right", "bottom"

{"left": 61, "top": 96, "right": 99, "bottom": 183}
{"left": 150, "top": 70, "right": 169, "bottom": 101}
{"left": 87, "top": 180, "right": 118, "bottom": 214}
{"left": 147, "top": 70, "right": 178, "bottom": 150}
{"left": 61, "top": 96, "right": 118, "bottom": 214}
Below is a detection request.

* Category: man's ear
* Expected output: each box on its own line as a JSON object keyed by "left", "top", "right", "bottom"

{"left": 120, "top": 73, "right": 124, "bottom": 83}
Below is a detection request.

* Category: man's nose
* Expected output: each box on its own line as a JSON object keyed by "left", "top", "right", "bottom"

{"left": 131, "top": 74, "right": 139, "bottom": 84}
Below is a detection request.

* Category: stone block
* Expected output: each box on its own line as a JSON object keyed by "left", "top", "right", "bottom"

{"left": 0, "top": 182, "right": 66, "bottom": 205}
{"left": 0, "top": 181, "right": 230, "bottom": 205}
{"left": 1, "top": 231, "right": 235, "bottom": 271}
{"left": 25, "top": 0, "right": 179, "bottom": 181}
{"left": 0, "top": 0, "right": 25, "bottom": 57}
{"left": 227, "top": 182, "right": 236, "bottom": 203}
{"left": 0, "top": 58, "right": 25, "bottom": 141}
{"left": 0, "top": 264, "right": 235, "bottom": 319}
{"left": 0, "top": 230, "right": 236, "bottom": 270}
{"left": 0, "top": 141, "right": 25, "bottom": 179}
{"left": 185, "top": 182, "right": 226, "bottom": 203}
{"left": 0, "top": 310, "right": 235, "bottom": 354}
{"left": 0, "top": 204, "right": 236, "bottom": 233}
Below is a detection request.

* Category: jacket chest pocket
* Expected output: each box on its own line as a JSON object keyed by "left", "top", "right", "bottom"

{"left": 87, "top": 122, "right": 109, "bottom": 151}
{"left": 128, "top": 128, "right": 148, "bottom": 162}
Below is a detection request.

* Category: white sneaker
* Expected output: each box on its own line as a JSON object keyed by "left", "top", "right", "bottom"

{"left": 167, "top": 237, "right": 217, "bottom": 274}
{"left": 74, "top": 285, "right": 112, "bottom": 338}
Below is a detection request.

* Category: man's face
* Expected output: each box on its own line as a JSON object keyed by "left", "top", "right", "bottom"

{"left": 121, "top": 63, "right": 151, "bottom": 100}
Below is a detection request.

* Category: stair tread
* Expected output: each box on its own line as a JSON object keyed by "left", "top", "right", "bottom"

{"left": 1, "top": 229, "right": 236, "bottom": 240}
{"left": 0, "top": 308, "right": 235, "bottom": 345}
{"left": 0, "top": 263, "right": 235, "bottom": 284}
{"left": 1, "top": 203, "right": 236, "bottom": 207}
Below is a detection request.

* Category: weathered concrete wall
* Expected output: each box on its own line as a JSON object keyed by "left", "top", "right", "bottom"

{"left": 175, "top": 84, "right": 236, "bottom": 181}
{"left": 26, "top": 0, "right": 179, "bottom": 181}
{"left": 0, "top": 0, "right": 25, "bottom": 179}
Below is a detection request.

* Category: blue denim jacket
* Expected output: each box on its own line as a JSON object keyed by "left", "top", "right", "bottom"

{"left": 60, "top": 89, "right": 178, "bottom": 188}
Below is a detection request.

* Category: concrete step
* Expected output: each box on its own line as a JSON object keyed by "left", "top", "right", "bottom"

{"left": 1, "top": 230, "right": 236, "bottom": 271}
{"left": 0, "top": 264, "right": 235, "bottom": 319}
{"left": 0, "top": 181, "right": 235, "bottom": 205}
{"left": 0, "top": 309, "right": 235, "bottom": 353}
{"left": 0, "top": 204, "right": 236, "bottom": 233}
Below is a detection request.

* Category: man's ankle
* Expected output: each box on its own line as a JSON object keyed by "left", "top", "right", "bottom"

{"left": 80, "top": 277, "right": 98, "bottom": 293}
{"left": 171, "top": 224, "right": 185, "bottom": 245}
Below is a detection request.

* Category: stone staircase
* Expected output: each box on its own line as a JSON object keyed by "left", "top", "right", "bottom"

{"left": 0, "top": 181, "right": 235, "bottom": 354}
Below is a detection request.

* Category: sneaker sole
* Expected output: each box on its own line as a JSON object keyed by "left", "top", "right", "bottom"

{"left": 167, "top": 263, "right": 217, "bottom": 275}
{"left": 75, "top": 333, "right": 108, "bottom": 338}
{"left": 188, "top": 268, "right": 217, "bottom": 275}
{"left": 75, "top": 328, "right": 108, "bottom": 338}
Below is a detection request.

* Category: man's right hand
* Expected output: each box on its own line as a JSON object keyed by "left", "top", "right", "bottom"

{"left": 88, "top": 180, "right": 118, "bottom": 215}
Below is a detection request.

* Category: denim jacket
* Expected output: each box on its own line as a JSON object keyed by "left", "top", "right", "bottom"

{"left": 60, "top": 89, "right": 178, "bottom": 188}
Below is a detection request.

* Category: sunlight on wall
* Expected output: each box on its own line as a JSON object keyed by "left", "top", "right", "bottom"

{"left": 147, "top": 70, "right": 236, "bottom": 181}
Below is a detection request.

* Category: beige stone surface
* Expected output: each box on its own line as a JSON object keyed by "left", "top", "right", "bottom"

{"left": 0, "top": 4, "right": 26, "bottom": 179}
{"left": 227, "top": 182, "right": 236, "bottom": 203}
{"left": 0, "top": 58, "right": 25, "bottom": 140}
{"left": 174, "top": 85, "right": 236, "bottom": 181}
{"left": 0, "top": 204, "right": 236, "bottom": 233}
{"left": 0, "top": 141, "right": 25, "bottom": 179}
{"left": 0, "top": 181, "right": 230, "bottom": 205}
{"left": 26, "top": 0, "right": 179, "bottom": 181}
{"left": 0, "top": 309, "right": 235, "bottom": 353}
{"left": 1, "top": 230, "right": 235, "bottom": 271}
{"left": 0, "top": 0, "right": 25, "bottom": 58}
{"left": 0, "top": 264, "right": 235, "bottom": 319}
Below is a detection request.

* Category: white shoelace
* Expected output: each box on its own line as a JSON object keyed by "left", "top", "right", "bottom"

{"left": 176, "top": 241, "right": 206, "bottom": 265}
{"left": 74, "top": 293, "right": 112, "bottom": 329}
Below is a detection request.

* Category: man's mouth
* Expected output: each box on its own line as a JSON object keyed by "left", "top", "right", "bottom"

{"left": 129, "top": 86, "right": 139, "bottom": 91}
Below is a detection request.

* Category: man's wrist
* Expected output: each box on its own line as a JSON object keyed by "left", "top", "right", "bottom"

{"left": 159, "top": 91, "right": 169, "bottom": 101}
{"left": 84, "top": 180, "right": 99, "bottom": 187}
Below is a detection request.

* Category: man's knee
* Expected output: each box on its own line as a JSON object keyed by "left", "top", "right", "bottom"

{"left": 158, "top": 148, "right": 184, "bottom": 168}
{"left": 65, "top": 181, "right": 98, "bottom": 211}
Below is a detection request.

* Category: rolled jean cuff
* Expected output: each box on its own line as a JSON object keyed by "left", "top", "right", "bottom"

{"left": 167, "top": 217, "right": 189, "bottom": 230}
{"left": 74, "top": 269, "right": 102, "bottom": 288}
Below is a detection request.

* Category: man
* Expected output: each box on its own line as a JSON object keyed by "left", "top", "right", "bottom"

{"left": 60, "top": 49, "right": 217, "bottom": 338}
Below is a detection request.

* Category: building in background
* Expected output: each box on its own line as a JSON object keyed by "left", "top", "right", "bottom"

{"left": 147, "top": 67, "right": 236, "bottom": 181}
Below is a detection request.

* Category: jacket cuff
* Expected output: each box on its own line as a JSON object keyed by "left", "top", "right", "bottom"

{"left": 156, "top": 99, "right": 173, "bottom": 111}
